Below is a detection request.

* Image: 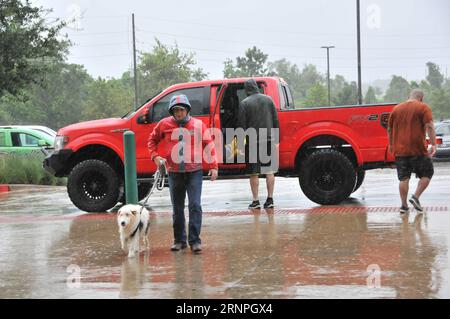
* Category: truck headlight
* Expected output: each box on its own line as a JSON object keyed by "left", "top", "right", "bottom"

{"left": 54, "top": 136, "right": 69, "bottom": 152}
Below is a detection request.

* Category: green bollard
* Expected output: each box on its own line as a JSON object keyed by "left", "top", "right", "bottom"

{"left": 123, "top": 131, "right": 138, "bottom": 205}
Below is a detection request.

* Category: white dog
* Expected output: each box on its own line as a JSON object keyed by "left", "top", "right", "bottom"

{"left": 117, "top": 204, "right": 150, "bottom": 258}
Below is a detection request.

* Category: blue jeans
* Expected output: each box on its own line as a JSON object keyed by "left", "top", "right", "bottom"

{"left": 168, "top": 170, "right": 203, "bottom": 246}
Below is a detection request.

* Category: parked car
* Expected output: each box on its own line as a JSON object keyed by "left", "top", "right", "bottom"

{"left": 0, "top": 126, "right": 55, "bottom": 156}
{"left": 0, "top": 125, "right": 57, "bottom": 138}
{"left": 24, "top": 126, "right": 57, "bottom": 138}
{"left": 434, "top": 120, "right": 450, "bottom": 159}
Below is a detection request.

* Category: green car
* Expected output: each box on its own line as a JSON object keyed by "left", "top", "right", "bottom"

{"left": 0, "top": 126, "right": 55, "bottom": 156}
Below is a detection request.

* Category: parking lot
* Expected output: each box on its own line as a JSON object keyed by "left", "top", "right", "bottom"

{"left": 0, "top": 163, "right": 449, "bottom": 298}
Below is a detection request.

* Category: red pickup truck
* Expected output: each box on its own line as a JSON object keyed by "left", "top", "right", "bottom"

{"left": 44, "top": 77, "right": 397, "bottom": 213}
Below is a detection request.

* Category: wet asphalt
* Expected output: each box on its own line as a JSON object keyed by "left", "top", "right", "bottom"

{"left": 0, "top": 163, "right": 449, "bottom": 299}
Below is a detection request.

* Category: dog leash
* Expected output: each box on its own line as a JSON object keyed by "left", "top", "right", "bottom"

{"left": 138, "top": 159, "right": 167, "bottom": 214}
{"left": 130, "top": 220, "right": 143, "bottom": 238}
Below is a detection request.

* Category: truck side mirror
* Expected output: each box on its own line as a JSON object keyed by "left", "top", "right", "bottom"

{"left": 137, "top": 109, "right": 152, "bottom": 124}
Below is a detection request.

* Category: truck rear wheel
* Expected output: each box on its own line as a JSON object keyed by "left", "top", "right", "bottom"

{"left": 68, "top": 159, "right": 120, "bottom": 213}
{"left": 299, "top": 149, "right": 356, "bottom": 205}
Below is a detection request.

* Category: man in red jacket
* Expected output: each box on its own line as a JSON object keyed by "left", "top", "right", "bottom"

{"left": 148, "top": 94, "right": 218, "bottom": 253}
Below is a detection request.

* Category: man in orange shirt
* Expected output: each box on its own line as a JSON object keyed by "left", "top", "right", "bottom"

{"left": 388, "top": 89, "right": 437, "bottom": 214}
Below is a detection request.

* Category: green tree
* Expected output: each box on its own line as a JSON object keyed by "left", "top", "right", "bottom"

{"left": 0, "top": 62, "right": 92, "bottom": 130}
{"left": 36, "top": 63, "right": 92, "bottom": 128}
{"left": 268, "top": 58, "right": 301, "bottom": 104}
{"left": 428, "top": 88, "right": 450, "bottom": 121}
{"left": 374, "top": 87, "right": 383, "bottom": 97}
{"left": 335, "top": 81, "right": 358, "bottom": 106}
{"left": 330, "top": 74, "right": 347, "bottom": 104}
{"left": 136, "top": 39, "right": 207, "bottom": 102}
{"left": 384, "top": 75, "right": 411, "bottom": 103}
{"left": 426, "top": 62, "right": 444, "bottom": 89}
{"left": 444, "top": 78, "right": 450, "bottom": 91}
{"left": 364, "top": 86, "right": 378, "bottom": 104}
{"left": 439, "top": 78, "right": 450, "bottom": 119}
{"left": 304, "top": 83, "right": 328, "bottom": 107}
{"left": 83, "top": 77, "right": 133, "bottom": 121}
{"left": 419, "top": 80, "right": 432, "bottom": 97}
{"left": 297, "top": 64, "right": 324, "bottom": 100}
{"left": 223, "top": 46, "right": 269, "bottom": 78}
{"left": 424, "top": 75, "right": 450, "bottom": 120}
{"left": 0, "top": 94, "right": 14, "bottom": 124}
{"left": 410, "top": 80, "right": 420, "bottom": 90}
{"left": 0, "top": 0, "right": 69, "bottom": 97}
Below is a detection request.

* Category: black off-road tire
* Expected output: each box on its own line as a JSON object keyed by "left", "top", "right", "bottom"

{"left": 299, "top": 149, "right": 356, "bottom": 205}
{"left": 352, "top": 169, "right": 366, "bottom": 193}
{"left": 68, "top": 159, "right": 120, "bottom": 213}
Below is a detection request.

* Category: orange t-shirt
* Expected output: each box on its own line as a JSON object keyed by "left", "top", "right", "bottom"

{"left": 388, "top": 100, "right": 433, "bottom": 156}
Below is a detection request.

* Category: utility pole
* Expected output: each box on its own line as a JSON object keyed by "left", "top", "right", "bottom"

{"left": 321, "top": 46, "right": 335, "bottom": 106}
{"left": 132, "top": 13, "right": 139, "bottom": 110}
{"left": 356, "top": 0, "right": 363, "bottom": 105}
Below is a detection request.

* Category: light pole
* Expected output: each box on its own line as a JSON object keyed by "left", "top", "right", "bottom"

{"left": 321, "top": 46, "right": 335, "bottom": 106}
{"left": 356, "top": 0, "right": 363, "bottom": 105}
{"left": 132, "top": 13, "right": 139, "bottom": 110}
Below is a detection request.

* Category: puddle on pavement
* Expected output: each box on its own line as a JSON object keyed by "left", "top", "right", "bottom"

{"left": 0, "top": 187, "right": 79, "bottom": 216}
{"left": 0, "top": 208, "right": 449, "bottom": 298}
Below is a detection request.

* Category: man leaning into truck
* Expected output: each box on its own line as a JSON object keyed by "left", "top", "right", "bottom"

{"left": 148, "top": 94, "right": 218, "bottom": 253}
{"left": 237, "top": 79, "right": 280, "bottom": 210}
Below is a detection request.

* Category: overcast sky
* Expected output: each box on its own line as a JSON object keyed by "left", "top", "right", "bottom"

{"left": 33, "top": 0, "right": 450, "bottom": 85}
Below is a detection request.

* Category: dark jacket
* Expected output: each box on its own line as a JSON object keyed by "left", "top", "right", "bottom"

{"left": 237, "top": 79, "right": 280, "bottom": 141}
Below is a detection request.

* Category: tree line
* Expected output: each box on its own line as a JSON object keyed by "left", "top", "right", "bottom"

{"left": 1, "top": 0, "right": 449, "bottom": 131}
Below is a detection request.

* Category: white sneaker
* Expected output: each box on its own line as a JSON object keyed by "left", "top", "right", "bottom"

{"left": 399, "top": 206, "right": 410, "bottom": 214}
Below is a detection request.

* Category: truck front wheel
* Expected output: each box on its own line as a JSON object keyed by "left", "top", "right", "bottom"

{"left": 67, "top": 159, "right": 120, "bottom": 213}
{"left": 299, "top": 149, "right": 356, "bottom": 205}
{"left": 352, "top": 169, "right": 366, "bottom": 193}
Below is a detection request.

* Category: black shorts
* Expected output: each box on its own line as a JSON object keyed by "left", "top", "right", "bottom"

{"left": 245, "top": 139, "right": 278, "bottom": 175}
{"left": 395, "top": 156, "right": 434, "bottom": 181}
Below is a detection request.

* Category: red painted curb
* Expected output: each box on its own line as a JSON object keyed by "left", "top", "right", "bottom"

{"left": 0, "top": 185, "right": 10, "bottom": 193}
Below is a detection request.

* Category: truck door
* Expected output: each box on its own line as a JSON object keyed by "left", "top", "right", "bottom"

{"left": 211, "top": 83, "right": 246, "bottom": 169}
{"left": 212, "top": 82, "right": 267, "bottom": 170}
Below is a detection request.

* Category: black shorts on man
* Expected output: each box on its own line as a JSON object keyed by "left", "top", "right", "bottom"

{"left": 245, "top": 139, "right": 277, "bottom": 175}
{"left": 395, "top": 155, "right": 434, "bottom": 181}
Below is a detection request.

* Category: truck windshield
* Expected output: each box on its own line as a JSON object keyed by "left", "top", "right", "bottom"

{"left": 121, "top": 91, "right": 163, "bottom": 119}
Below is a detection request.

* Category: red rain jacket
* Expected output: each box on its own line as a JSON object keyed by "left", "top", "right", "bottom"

{"left": 148, "top": 116, "right": 218, "bottom": 173}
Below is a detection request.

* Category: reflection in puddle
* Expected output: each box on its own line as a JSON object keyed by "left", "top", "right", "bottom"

{"left": 288, "top": 285, "right": 397, "bottom": 299}
{"left": 0, "top": 202, "right": 448, "bottom": 298}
